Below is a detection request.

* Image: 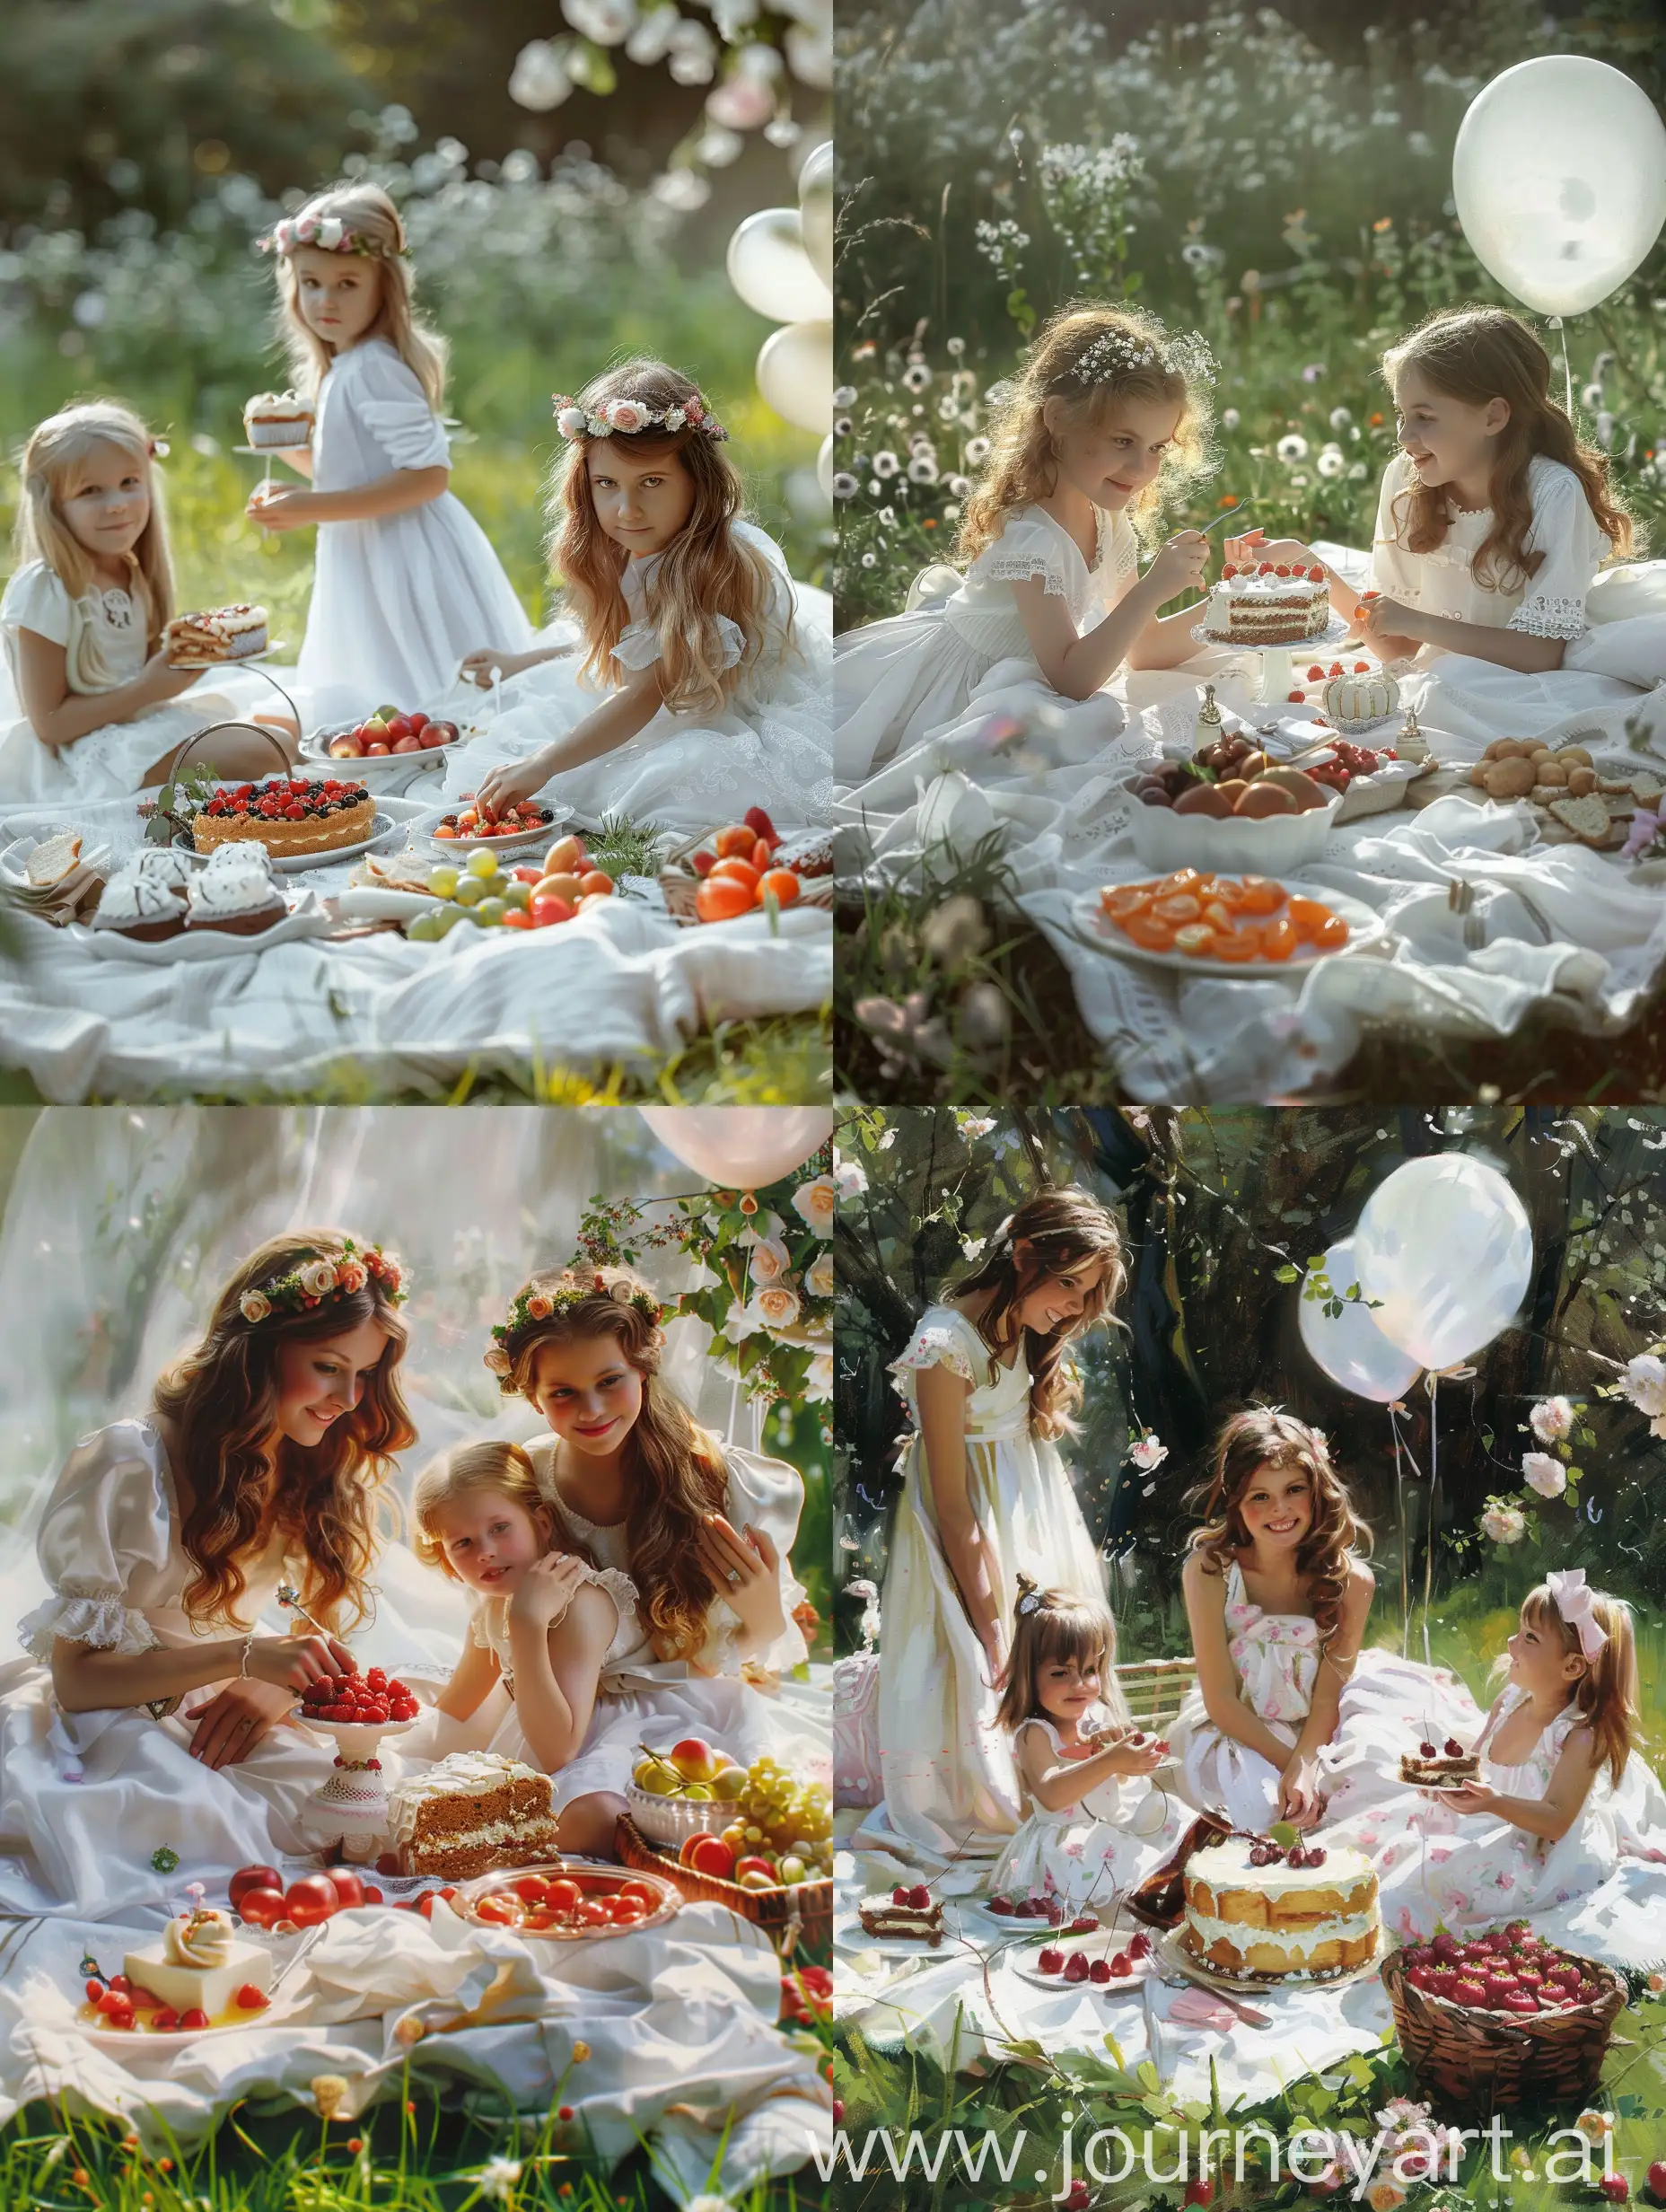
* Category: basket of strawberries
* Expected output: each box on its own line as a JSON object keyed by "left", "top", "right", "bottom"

{"left": 1381, "top": 1920, "right": 1626, "bottom": 2116}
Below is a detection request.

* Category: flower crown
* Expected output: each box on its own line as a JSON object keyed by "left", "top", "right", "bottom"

{"left": 256, "top": 215, "right": 391, "bottom": 260}
{"left": 237, "top": 1241, "right": 407, "bottom": 1326}
{"left": 551, "top": 390, "right": 728, "bottom": 443}
{"left": 1065, "top": 327, "right": 1215, "bottom": 391}
{"left": 484, "top": 1272, "right": 663, "bottom": 1377}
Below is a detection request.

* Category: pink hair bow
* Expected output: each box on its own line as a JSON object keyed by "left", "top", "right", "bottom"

{"left": 1546, "top": 1567, "right": 1608, "bottom": 1659}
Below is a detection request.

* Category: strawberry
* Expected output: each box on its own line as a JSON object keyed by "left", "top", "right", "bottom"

{"left": 85, "top": 1979, "right": 104, "bottom": 2002}
{"left": 1353, "top": 661, "right": 1370, "bottom": 673}
{"left": 1600, "top": 2179, "right": 1629, "bottom": 2204}
{"left": 1452, "top": 1977, "right": 1487, "bottom": 2006}
{"left": 1274, "top": 563, "right": 1291, "bottom": 576}
{"left": 1038, "top": 1947, "right": 1063, "bottom": 1974}
{"left": 1307, "top": 665, "right": 1326, "bottom": 681}
{"left": 891, "top": 1886, "right": 909, "bottom": 1905}
{"left": 1407, "top": 1965, "right": 1436, "bottom": 1990}
{"left": 235, "top": 1984, "right": 269, "bottom": 2010}
{"left": 180, "top": 2008, "right": 210, "bottom": 2030}
{"left": 691, "top": 850, "right": 715, "bottom": 878}
{"left": 1443, "top": 1738, "right": 1464, "bottom": 1756}
{"left": 1068, "top": 1916, "right": 1098, "bottom": 1935}
{"left": 743, "top": 805, "right": 778, "bottom": 845}
{"left": 908, "top": 1884, "right": 931, "bottom": 1909}
{"left": 1109, "top": 1951, "right": 1132, "bottom": 1977}
{"left": 1089, "top": 1957, "right": 1112, "bottom": 1983}
{"left": 1287, "top": 689, "right": 1307, "bottom": 704}
{"left": 988, "top": 1896, "right": 1015, "bottom": 1916}
{"left": 1307, "top": 565, "right": 1325, "bottom": 581}
{"left": 1063, "top": 1952, "right": 1090, "bottom": 1982}
{"left": 1223, "top": 562, "right": 1238, "bottom": 579}
{"left": 152, "top": 2007, "right": 180, "bottom": 2032}
{"left": 1129, "top": 1931, "right": 1152, "bottom": 1958}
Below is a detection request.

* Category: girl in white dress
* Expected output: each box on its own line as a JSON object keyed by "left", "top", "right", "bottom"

{"left": 835, "top": 304, "right": 1217, "bottom": 804}
{"left": 985, "top": 1575, "right": 1179, "bottom": 1912}
{"left": 452, "top": 359, "right": 830, "bottom": 835}
{"left": 1340, "top": 1573, "right": 1666, "bottom": 1948}
{"left": 0, "top": 1232, "right": 414, "bottom": 1918}
{"left": 0, "top": 401, "right": 297, "bottom": 803}
{"left": 1291, "top": 307, "right": 1653, "bottom": 750}
{"left": 443, "top": 1265, "right": 820, "bottom": 1858}
{"left": 864, "top": 1190, "right": 1125, "bottom": 1865}
{"left": 1169, "top": 1409, "right": 1476, "bottom": 1834}
{"left": 245, "top": 183, "right": 533, "bottom": 719}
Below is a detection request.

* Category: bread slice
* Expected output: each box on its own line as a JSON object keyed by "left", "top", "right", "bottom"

{"left": 24, "top": 831, "right": 82, "bottom": 888}
{"left": 1548, "top": 794, "right": 1613, "bottom": 847}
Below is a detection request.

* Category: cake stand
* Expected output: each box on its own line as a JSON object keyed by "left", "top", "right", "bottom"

{"left": 1190, "top": 614, "right": 1354, "bottom": 707}
{"left": 298, "top": 1715, "right": 420, "bottom": 1862}
{"left": 234, "top": 440, "right": 311, "bottom": 497}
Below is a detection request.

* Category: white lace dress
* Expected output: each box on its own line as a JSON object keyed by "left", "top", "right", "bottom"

{"left": 296, "top": 338, "right": 534, "bottom": 723}
{"left": 441, "top": 521, "right": 832, "bottom": 833}
{"left": 859, "top": 1304, "right": 1110, "bottom": 1865}
{"left": 986, "top": 1710, "right": 1187, "bottom": 1909}
{"left": 1312, "top": 452, "right": 1651, "bottom": 751}
{"left": 0, "top": 564, "right": 264, "bottom": 804}
{"left": 0, "top": 1419, "right": 339, "bottom": 1918}
{"left": 834, "top": 504, "right": 1140, "bottom": 803}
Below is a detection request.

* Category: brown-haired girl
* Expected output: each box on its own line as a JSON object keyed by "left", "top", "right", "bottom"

{"left": 863, "top": 1189, "right": 1127, "bottom": 1862}
{"left": 469, "top": 1265, "right": 821, "bottom": 1859}
{"left": 836, "top": 303, "right": 1218, "bottom": 797}
{"left": 3, "top": 1232, "right": 415, "bottom": 1910}
{"left": 246, "top": 180, "right": 533, "bottom": 710}
{"left": 457, "top": 358, "right": 829, "bottom": 834}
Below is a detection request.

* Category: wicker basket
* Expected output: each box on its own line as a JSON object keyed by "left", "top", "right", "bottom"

{"left": 658, "top": 865, "right": 833, "bottom": 925}
{"left": 617, "top": 1815, "right": 830, "bottom": 1957}
{"left": 1381, "top": 1944, "right": 1627, "bottom": 2116}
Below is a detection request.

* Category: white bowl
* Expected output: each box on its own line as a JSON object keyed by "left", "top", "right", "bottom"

{"left": 1125, "top": 778, "right": 1342, "bottom": 875}
{"left": 626, "top": 1782, "right": 731, "bottom": 1849}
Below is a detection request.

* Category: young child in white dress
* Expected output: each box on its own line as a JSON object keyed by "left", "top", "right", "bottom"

{"left": 452, "top": 359, "right": 830, "bottom": 834}
{"left": 1346, "top": 1572, "right": 1666, "bottom": 1948}
{"left": 835, "top": 303, "right": 1216, "bottom": 804}
{"left": 0, "top": 401, "right": 298, "bottom": 803}
{"left": 0, "top": 1232, "right": 414, "bottom": 1917}
{"left": 985, "top": 1575, "right": 1178, "bottom": 1913}
{"left": 863, "top": 1189, "right": 1126, "bottom": 1865}
{"left": 246, "top": 182, "right": 533, "bottom": 717}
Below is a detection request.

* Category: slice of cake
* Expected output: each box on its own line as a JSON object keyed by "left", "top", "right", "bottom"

{"left": 1204, "top": 563, "right": 1331, "bottom": 646}
{"left": 192, "top": 777, "right": 377, "bottom": 858}
{"left": 858, "top": 1883, "right": 943, "bottom": 1945}
{"left": 243, "top": 391, "right": 315, "bottom": 449}
{"left": 386, "top": 1751, "right": 562, "bottom": 1880}
{"left": 1399, "top": 1735, "right": 1480, "bottom": 1786}
{"left": 124, "top": 1906, "right": 272, "bottom": 2017}
{"left": 164, "top": 605, "right": 268, "bottom": 666}
{"left": 1181, "top": 1835, "right": 1379, "bottom": 1979}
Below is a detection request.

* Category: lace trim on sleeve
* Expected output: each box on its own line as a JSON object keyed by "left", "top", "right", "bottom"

{"left": 1506, "top": 595, "right": 1589, "bottom": 642}
{"left": 583, "top": 1566, "right": 640, "bottom": 1668}
{"left": 889, "top": 1320, "right": 978, "bottom": 1395}
{"left": 982, "top": 549, "right": 1070, "bottom": 599}
{"left": 19, "top": 1584, "right": 160, "bottom": 1665}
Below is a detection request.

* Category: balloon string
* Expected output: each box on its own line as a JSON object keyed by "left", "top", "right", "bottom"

{"left": 1389, "top": 1404, "right": 1409, "bottom": 1660}
{"left": 1549, "top": 315, "right": 1573, "bottom": 416}
{"left": 1423, "top": 1373, "right": 1439, "bottom": 1672}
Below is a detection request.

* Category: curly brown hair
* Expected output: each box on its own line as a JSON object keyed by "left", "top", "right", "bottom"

{"left": 152, "top": 1231, "right": 415, "bottom": 1634}
{"left": 1381, "top": 306, "right": 1635, "bottom": 589}
{"left": 1187, "top": 1408, "right": 1372, "bottom": 1654}
{"left": 497, "top": 1264, "right": 732, "bottom": 1663}
{"left": 994, "top": 1571, "right": 1122, "bottom": 1733}
{"left": 947, "top": 1189, "right": 1127, "bottom": 1440}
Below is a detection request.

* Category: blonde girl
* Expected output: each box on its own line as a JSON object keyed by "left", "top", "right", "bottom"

{"left": 0, "top": 401, "right": 296, "bottom": 802}
{"left": 864, "top": 1189, "right": 1126, "bottom": 1864}
{"left": 835, "top": 302, "right": 1218, "bottom": 795}
{"left": 246, "top": 181, "right": 532, "bottom": 714}
{"left": 410, "top": 1441, "right": 639, "bottom": 1832}
{"left": 455, "top": 357, "right": 829, "bottom": 834}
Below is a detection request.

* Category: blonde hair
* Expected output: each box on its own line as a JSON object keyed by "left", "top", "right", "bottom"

{"left": 1517, "top": 1580, "right": 1638, "bottom": 1789}
{"left": 994, "top": 1573, "right": 1127, "bottom": 1733}
{"left": 548, "top": 357, "right": 787, "bottom": 715}
{"left": 411, "top": 1438, "right": 594, "bottom": 1580}
{"left": 958, "top": 303, "right": 1214, "bottom": 564}
{"left": 12, "top": 401, "right": 175, "bottom": 671}
{"left": 270, "top": 182, "right": 448, "bottom": 411}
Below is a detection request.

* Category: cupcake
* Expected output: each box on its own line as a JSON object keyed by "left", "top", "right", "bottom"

{"left": 132, "top": 847, "right": 196, "bottom": 898}
{"left": 91, "top": 870, "right": 188, "bottom": 944}
{"left": 184, "top": 848, "right": 285, "bottom": 937}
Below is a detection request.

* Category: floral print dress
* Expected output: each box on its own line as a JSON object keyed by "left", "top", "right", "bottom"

{"left": 985, "top": 1709, "right": 1187, "bottom": 1910}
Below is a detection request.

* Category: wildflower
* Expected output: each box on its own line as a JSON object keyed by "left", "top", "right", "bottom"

{"left": 834, "top": 415, "right": 853, "bottom": 437}
{"left": 947, "top": 337, "right": 966, "bottom": 356}
{"left": 346, "top": 2137, "right": 363, "bottom": 2154}
{"left": 478, "top": 2155, "right": 523, "bottom": 2202}
{"left": 907, "top": 456, "right": 938, "bottom": 484}
{"left": 1316, "top": 444, "right": 1345, "bottom": 478}
{"left": 1522, "top": 1452, "right": 1566, "bottom": 1498}
{"left": 946, "top": 474, "right": 970, "bottom": 497}
{"left": 872, "top": 451, "right": 899, "bottom": 478}
{"left": 1222, "top": 408, "right": 1241, "bottom": 431}
{"left": 902, "top": 362, "right": 932, "bottom": 392}
{"left": 1302, "top": 363, "right": 1326, "bottom": 382}
{"left": 921, "top": 894, "right": 989, "bottom": 964}
{"left": 1329, "top": 407, "right": 1353, "bottom": 430}
{"left": 860, "top": 552, "right": 877, "bottom": 568}
{"left": 1368, "top": 411, "right": 1385, "bottom": 427}
{"left": 1366, "top": 2184, "right": 1406, "bottom": 2212}
{"left": 311, "top": 2074, "right": 350, "bottom": 2120}
{"left": 1373, "top": 216, "right": 1393, "bottom": 233}
{"left": 1130, "top": 1434, "right": 1168, "bottom": 1472}
{"left": 1583, "top": 382, "right": 1604, "bottom": 410}
{"left": 1481, "top": 1503, "right": 1527, "bottom": 1544}
{"left": 687, "top": 2197, "right": 736, "bottom": 2212}
{"left": 1575, "top": 2110, "right": 1615, "bottom": 2144}
{"left": 1276, "top": 434, "right": 1309, "bottom": 462}
{"left": 964, "top": 435, "right": 990, "bottom": 466}
{"left": 1623, "top": 1352, "right": 1666, "bottom": 1422}
{"left": 832, "top": 472, "right": 858, "bottom": 500}
{"left": 1530, "top": 1396, "right": 1575, "bottom": 1443}
{"left": 957, "top": 981, "right": 1010, "bottom": 1049}
{"left": 571, "top": 2040, "right": 590, "bottom": 2062}
{"left": 833, "top": 384, "right": 857, "bottom": 407}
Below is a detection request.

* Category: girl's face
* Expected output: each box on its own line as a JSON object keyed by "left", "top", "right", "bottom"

{"left": 1036, "top": 1646, "right": 1104, "bottom": 1723}
{"left": 1014, "top": 1251, "right": 1107, "bottom": 1336}
{"left": 1505, "top": 1609, "right": 1584, "bottom": 1700}
{"left": 585, "top": 441, "right": 697, "bottom": 557}
{"left": 526, "top": 1332, "right": 645, "bottom": 1459}
{"left": 1237, "top": 1462, "right": 1313, "bottom": 1552}
{"left": 1045, "top": 391, "right": 1183, "bottom": 512}
{"left": 57, "top": 439, "right": 151, "bottom": 565}
{"left": 1392, "top": 364, "right": 1509, "bottom": 494}
{"left": 270, "top": 1315, "right": 393, "bottom": 1448}
{"left": 430, "top": 1489, "right": 550, "bottom": 1595}
{"left": 292, "top": 244, "right": 383, "bottom": 349}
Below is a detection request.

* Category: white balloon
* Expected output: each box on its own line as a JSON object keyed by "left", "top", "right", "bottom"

{"left": 726, "top": 207, "right": 833, "bottom": 326}
{"left": 637, "top": 1107, "right": 831, "bottom": 1189}
{"left": 1297, "top": 1236, "right": 1423, "bottom": 1403}
{"left": 817, "top": 431, "right": 834, "bottom": 500}
{"left": 757, "top": 318, "right": 830, "bottom": 435}
{"left": 797, "top": 137, "right": 833, "bottom": 289}
{"left": 1354, "top": 1156, "right": 1533, "bottom": 1372}
{"left": 1453, "top": 57, "right": 1666, "bottom": 317}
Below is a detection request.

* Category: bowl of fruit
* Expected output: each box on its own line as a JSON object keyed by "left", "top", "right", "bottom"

{"left": 1127, "top": 733, "right": 1343, "bottom": 873}
{"left": 307, "top": 706, "right": 461, "bottom": 770}
{"left": 457, "top": 1863, "right": 680, "bottom": 1941}
{"left": 626, "top": 1737, "right": 751, "bottom": 1848}
{"left": 661, "top": 809, "right": 833, "bottom": 925}
{"left": 1381, "top": 1921, "right": 1626, "bottom": 2115}
{"left": 620, "top": 1751, "right": 834, "bottom": 1936}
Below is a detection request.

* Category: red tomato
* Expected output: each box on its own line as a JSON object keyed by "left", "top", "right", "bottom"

{"left": 709, "top": 856, "right": 759, "bottom": 893}
{"left": 500, "top": 909, "right": 535, "bottom": 930}
{"left": 514, "top": 1874, "right": 551, "bottom": 1902}
{"left": 326, "top": 1868, "right": 365, "bottom": 1910}
{"left": 284, "top": 1875, "right": 340, "bottom": 1927}
{"left": 362, "top": 1886, "right": 383, "bottom": 1905}
{"left": 523, "top": 1909, "right": 554, "bottom": 1931}
{"left": 545, "top": 1879, "right": 582, "bottom": 1914}
{"left": 230, "top": 1865, "right": 284, "bottom": 1910}
{"left": 233, "top": 1885, "right": 286, "bottom": 1929}
{"left": 608, "top": 1898, "right": 645, "bottom": 1922}
{"left": 758, "top": 869, "right": 801, "bottom": 908}
{"left": 617, "top": 1880, "right": 657, "bottom": 1907}
{"left": 579, "top": 1900, "right": 613, "bottom": 1927}
{"left": 476, "top": 1894, "right": 521, "bottom": 1925}
{"left": 530, "top": 897, "right": 574, "bottom": 928}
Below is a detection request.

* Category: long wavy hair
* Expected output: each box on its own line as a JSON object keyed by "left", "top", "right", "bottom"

{"left": 13, "top": 401, "right": 175, "bottom": 668}
{"left": 945, "top": 1189, "right": 1126, "bottom": 1440}
{"left": 151, "top": 1231, "right": 415, "bottom": 1633}
{"left": 957, "top": 302, "right": 1214, "bottom": 564}
{"left": 994, "top": 1571, "right": 1127, "bottom": 1733}
{"left": 548, "top": 357, "right": 787, "bottom": 715}
{"left": 1381, "top": 306, "right": 1634, "bottom": 589}
{"left": 1188, "top": 1407, "right": 1372, "bottom": 1655}
{"left": 411, "top": 1438, "right": 595, "bottom": 1580}
{"left": 498, "top": 1263, "right": 732, "bottom": 1663}
{"left": 271, "top": 181, "right": 448, "bottom": 410}
{"left": 1515, "top": 1581, "right": 1638, "bottom": 1789}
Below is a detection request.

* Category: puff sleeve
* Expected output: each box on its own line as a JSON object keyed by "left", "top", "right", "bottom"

{"left": 614, "top": 612, "right": 745, "bottom": 672}
{"left": 18, "top": 1422, "right": 173, "bottom": 1662}
{"left": 0, "top": 562, "right": 73, "bottom": 647}
{"left": 969, "top": 513, "right": 1074, "bottom": 600}
{"left": 346, "top": 342, "right": 452, "bottom": 472}
{"left": 1506, "top": 461, "right": 1609, "bottom": 642}
{"left": 888, "top": 1304, "right": 989, "bottom": 1419}
{"left": 696, "top": 1444, "right": 809, "bottom": 1677}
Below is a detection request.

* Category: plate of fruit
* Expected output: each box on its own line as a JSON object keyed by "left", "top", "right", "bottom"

{"left": 1073, "top": 872, "right": 1381, "bottom": 976}
{"left": 661, "top": 809, "right": 831, "bottom": 924}
{"left": 75, "top": 1902, "right": 300, "bottom": 2049}
{"left": 1011, "top": 1925, "right": 1155, "bottom": 1995}
{"left": 294, "top": 1666, "right": 421, "bottom": 1736}
{"left": 627, "top": 1737, "right": 752, "bottom": 1848}
{"left": 457, "top": 1862, "right": 680, "bottom": 1941}
{"left": 417, "top": 798, "right": 565, "bottom": 854}
{"left": 304, "top": 707, "right": 462, "bottom": 771}
{"left": 404, "top": 833, "right": 628, "bottom": 942}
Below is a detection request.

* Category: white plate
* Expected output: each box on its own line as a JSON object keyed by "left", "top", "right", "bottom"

{"left": 0, "top": 831, "right": 115, "bottom": 891}
{"left": 79, "top": 895, "right": 331, "bottom": 962}
{"left": 1008, "top": 1927, "right": 1155, "bottom": 1996}
{"left": 75, "top": 1987, "right": 305, "bottom": 2052}
{"left": 166, "top": 648, "right": 285, "bottom": 672}
{"left": 234, "top": 442, "right": 311, "bottom": 456}
{"left": 174, "top": 813, "right": 404, "bottom": 875}
{"left": 1190, "top": 614, "right": 1352, "bottom": 654}
{"left": 836, "top": 1904, "right": 965, "bottom": 1961}
{"left": 409, "top": 805, "right": 570, "bottom": 858}
{"left": 1069, "top": 879, "right": 1384, "bottom": 979}
{"left": 300, "top": 726, "right": 464, "bottom": 777}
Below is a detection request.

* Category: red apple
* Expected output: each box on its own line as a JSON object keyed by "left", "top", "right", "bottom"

{"left": 669, "top": 1737, "right": 719, "bottom": 1786}
{"left": 392, "top": 735, "right": 425, "bottom": 753}
{"left": 364, "top": 742, "right": 390, "bottom": 757}
{"left": 384, "top": 715, "right": 414, "bottom": 742}
{"left": 733, "top": 1856, "right": 776, "bottom": 1884}
{"left": 230, "top": 1865, "right": 284, "bottom": 1910}
{"left": 328, "top": 735, "right": 362, "bottom": 759}
{"left": 284, "top": 1874, "right": 340, "bottom": 1927}
{"left": 426, "top": 720, "right": 459, "bottom": 746}
{"left": 326, "top": 1867, "right": 365, "bottom": 1909}
{"left": 408, "top": 712, "right": 429, "bottom": 734}
{"left": 233, "top": 1885, "right": 286, "bottom": 1929}
{"left": 682, "top": 1833, "right": 736, "bottom": 1880}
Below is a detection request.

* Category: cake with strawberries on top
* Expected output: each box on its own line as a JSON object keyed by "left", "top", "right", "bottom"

{"left": 859, "top": 1883, "right": 943, "bottom": 1945}
{"left": 191, "top": 777, "right": 376, "bottom": 858}
{"left": 1399, "top": 1735, "right": 1480, "bottom": 1786}
{"left": 1204, "top": 563, "right": 1331, "bottom": 645}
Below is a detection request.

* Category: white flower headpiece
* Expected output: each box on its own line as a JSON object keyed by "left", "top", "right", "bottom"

{"left": 256, "top": 215, "right": 390, "bottom": 260}
{"left": 1066, "top": 327, "right": 1215, "bottom": 391}
{"left": 552, "top": 388, "right": 728, "bottom": 443}
{"left": 1545, "top": 1567, "right": 1609, "bottom": 1660}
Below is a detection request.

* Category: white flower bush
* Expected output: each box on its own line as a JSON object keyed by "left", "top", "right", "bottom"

{"left": 1529, "top": 1395, "right": 1575, "bottom": 1442}
{"left": 1481, "top": 1502, "right": 1527, "bottom": 1545}
{"left": 1521, "top": 1452, "right": 1567, "bottom": 1499}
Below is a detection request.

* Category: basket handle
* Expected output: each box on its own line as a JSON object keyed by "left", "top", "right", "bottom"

{"left": 167, "top": 722, "right": 294, "bottom": 786}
